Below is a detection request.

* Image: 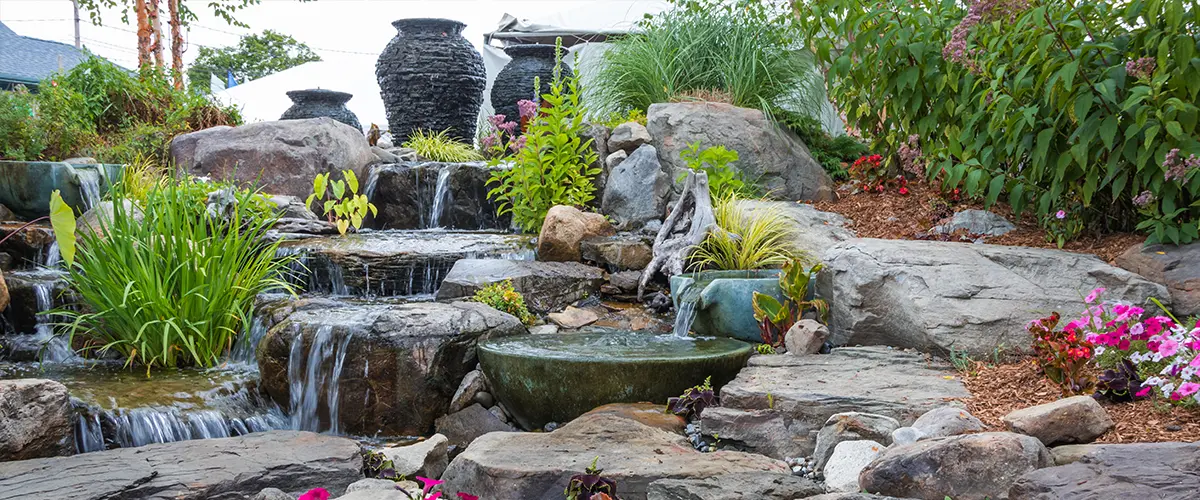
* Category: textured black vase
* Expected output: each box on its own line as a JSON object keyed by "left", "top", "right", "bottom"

{"left": 490, "top": 44, "right": 571, "bottom": 124}
{"left": 280, "top": 89, "right": 362, "bottom": 132}
{"left": 376, "top": 18, "right": 486, "bottom": 144}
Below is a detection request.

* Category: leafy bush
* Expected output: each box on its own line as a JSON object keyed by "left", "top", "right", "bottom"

{"left": 798, "top": 0, "right": 1200, "bottom": 244}
{"left": 402, "top": 129, "right": 483, "bottom": 163}
{"left": 472, "top": 280, "right": 535, "bottom": 325}
{"left": 488, "top": 41, "right": 600, "bottom": 233}
{"left": 0, "top": 88, "right": 45, "bottom": 161}
{"left": 689, "top": 195, "right": 796, "bottom": 271}
{"left": 677, "top": 142, "right": 756, "bottom": 199}
{"left": 52, "top": 178, "right": 298, "bottom": 369}
{"left": 849, "top": 154, "right": 908, "bottom": 195}
{"left": 776, "top": 110, "right": 868, "bottom": 181}
{"left": 589, "top": 4, "right": 825, "bottom": 118}
{"left": 597, "top": 108, "right": 647, "bottom": 129}
{"left": 307, "top": 170, "right": 376, "bottom": 235}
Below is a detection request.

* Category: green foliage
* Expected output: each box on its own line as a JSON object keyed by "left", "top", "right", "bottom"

{"left": 677, "top": 142, "right": 756, "bottom": 199}
{"left": 589, "top": 3, "right": 825, "bottom": 119}
{"left": 402, "top": 129, "right": 484, "bottom": 163}
{"left": 755, "top": 343, "right": 777, "bottom": 355}
{"left": 487, "top": 40, "right": 601, "bottom": 233}
{"left": 472, "top": 280, "right": 535, "bottom": 325}
{"left": 775, "top": 110, "right": 868, "bottom": 181}
{"left": 306, "top": 170, "right": 376, "bottom": 236}
{"left": 597, "top": 108, "right": 647, "bottom": 129}
{"left": 752, "top": 260, "right": 828, "bottom": 346}
{"left": 116, "top": 155, "right": 168, "bottom": 205}
{"left": 689, "top": 195, "right": 797, "bottom": 271}
{"left": 48, "top": 191, "right": 76, "bottom": 267}
{"left": 565, "top": 457, "right": 619, "bottom": 500}
{"left": 187, "top": 30, "right": 321, "bottom": 94}
{"left": 0, "top": 88, "right": 48, "bottom": 161}
{"left": 798, "top": 0, "right": 1200, "bottom": 244}
{"left": 55, "top": 178, "right": 299, "bottom": 369}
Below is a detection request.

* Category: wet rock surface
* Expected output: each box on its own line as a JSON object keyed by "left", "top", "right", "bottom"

{"left": 436, "top": 259, "right": 605, "bottom": 314}
{"left": 365, "top": 162, "right": 509, "bottom": 230}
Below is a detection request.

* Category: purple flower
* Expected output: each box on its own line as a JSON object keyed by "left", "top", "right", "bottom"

{"left": 481, "top": 133, "right": 498, "bottom": 149}
{"left": 498, "top": 120, "right": 519, "bottom": 135}
{"left": 897, "top": 134, "right": 924, "bottom": 175}
{"left": 942, "top": 0, "right": 1029, "bottom": 73}
{"left": 509, "top": 135, "right": 527, "bottom": 153}
{"left": 1133, "top": 190, "right": 1155, "bottom": 207}
{"left": 517, "top": 99, "right": 538, "bottom": 120}
{"left": 1055, "top": 210, "right": 1066, "bottom": 219}
{"left": 487, "top": 114, "right": 507, "bottom": 128}
{"left": 1126, "top": 57, "right": 1156, "bottom": 80}
{"left": 1163, "top": 148, "right": 1198, "bottom": 182}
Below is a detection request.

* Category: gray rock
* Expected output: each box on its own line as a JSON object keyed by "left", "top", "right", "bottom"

{"left": 718, "top": 347, "right": 969, "bottom": 456}
{"left": 436, "top": 259, "right": 606, "bottom": 314}
{"left": 608, "top": 121, "right": 653, "bottom": 153}
{"left": 813, "top": 413, "right": 899, "bottom": 470}
{"left": 472, "top": 391, "right": 495, "bottom": 408}
{"left": 0, "top": 431, "right": 363, "bottom": 500}
{"left": 823, "top": 440, "right": 884, "bottom": 493}
{"left": 859, "top": 432, "right": 1053, "bottom": 500}
{"left": 336, "top": 490, "right": 410, "bottom": 500}
{"left": 547, "top": 306, "right": 600, "bottom": 329}
{"left": 605, "top": 149, "right": 628, "bottom": 170}
{"left": 803, "top": 495, "right": 918, "bottom": 500}
{"left": 1116, "top": 241, "right": 1200, "bottom": 315}
{"left": 783, "top": 319, "right": 828, "bottom": 356}
{"left": 700, "top": 407, "right": 807, "bottom": 461}
{"left": 647, "top": 102, "right": 834, "bottom": 202}
{"left": 890, "top": 427, "right": 924, "bottom": 446}
{"left": 365, "top": 162, "right": 508, "bottom": 230}
{"left": 911, "top": 406, "right": 984, "bottom": 440}
{"left": 821, "top": 239, "right": 1169, "bottom": 355}
{"left": 932, "top": 209, "right": 1016, "bottom": 237}
{"left": 377, "top": 136, "right": 395, "bottom": 149}
{"left": 171, "top": 118, "right": 377, "bottom": 199}
{"left": 266, "top": 195, "right": 318, "bottom": 220}
{"left": 601, "top": 144, "right": 671, "bottom": 230}
{"left": 582, "top": 124, "right": 611, "bottom": 201}
{"left": 435, "top": 403, "right": 516, "bottom": 450}
{"left": 529, "top": 324, "right": 559, "bottom": 335}
{"left": 1008, "top": 442, "right": 1200, "bottom": 499}
{"left": 1001, "top": 396, "right": 1113, "bottom": 446}
{"left": 253, "top": 488, "right": 293, "bottom": 500}
{"left": 371, "top": 146, "right": 402, "bottom": 163}
{"left": 609, "top": 270, "right": 643, "bottom": 292}
{"left": 646, "top": 472, "right": 823, "bottom": 500}
{"left": 0, "top": 379, "right": 73, "bottom": 461}
{"left": 271, "top": 218, "right": 338, "bottom": 236}
{"left": 346, "top": 478, "right": 406, "bottom": 492}
{"left": 740, "top": 201, "right": 854, "bottom": 259}
{"left": 536, "top": 205, "right": 615, "bottom": 262}
{"left": 256, "top": 299, "right": 527, "bottom": 436}
{"left": 76, "top": 200, "right": 144, "bottom": 240}
{"left": 450, "top": 370, "right": 487, "bottom": 414}
{"left": 441, "top": 413, "right": 787, "bottom": 500}
{"left": 381, "top": 434, "right": 449, "bottom": 480}
{"left": 0, "top": 203, "right": 18, "bottom": 222}
{"left": 488, "top": 405, "right": 510, "bottom": 424}
{"left": 1047, "top": 443, "right": 1100, "bottom": 465}
{"left": 581, "top": 234, "right": 654, "bottom": 271}
{"left": 62, "top": 157, "right": 97, "bottom": 164}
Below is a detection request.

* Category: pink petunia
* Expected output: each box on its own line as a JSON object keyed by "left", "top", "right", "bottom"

{"left": 1190, "top": 354, "right": 1200, "bottom": 368}
{"left": 1160, "top": 338, "right": 1180, "bottom": 357}
{"left": 1056, "top": 210, "right": 1066, "bottom": 219}
{"left": 1085, "top": 287, "right": 1105, "bottom": 304}
{"left": 417, "top": 477, "right": 444, "bottom": 494}
{"left": 298, "top": 489, "right": 330, "bottom": 500}
{"left": 457, "top": 494, "right": 480, "bottom": 500}
{"left": 1136, "top": 386, "right": 1153, "bottom": 397}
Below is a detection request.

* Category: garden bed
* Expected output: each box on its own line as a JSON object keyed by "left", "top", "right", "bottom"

{"left": 962, "top": 360, "right": 1200, "bottom": 443}
{"left": 813, "top": 182, "right": 1144, "bottom": 263}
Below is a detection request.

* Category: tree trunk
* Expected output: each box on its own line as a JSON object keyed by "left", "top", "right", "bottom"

{"left": 168, "top": 0, "right": 183, "bottom": 89}
{"left": 135, "top": 0, "right": 151, "bottom": 68}
{"left": 148, "top": 0, "right": 164, "bottom": 68}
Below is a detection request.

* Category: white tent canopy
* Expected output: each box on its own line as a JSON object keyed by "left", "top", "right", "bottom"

{"left": 214, "top": 56, "right": 385, "bottom": 129}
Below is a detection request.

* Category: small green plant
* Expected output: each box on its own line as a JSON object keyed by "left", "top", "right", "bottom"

{"left": 666, "top": 376, "right": 716, "bottom": 419}
{"left": 752, "top": 260, "right": 829, "bottom": 347}
{"left": 402, "top": 129, "right": 484, "bottom": 163}
{"left": 565, "top": 457, "right": 618, "bottom": 500}
{"left": 306, "top": 169, "right": 376, "bottom": 235}
{"left": 473, "top": 280, "right": 535, "bottom": 325}
{"left": 362, "top": 450, "right": 404, "bottom": 482}
{"left": 597, "top": 108, "right": 647, "bottom": 129}
{"left": 487, "top": 39, "right": 601, "bottom": 233}
{"left": 689, "top": 195, "right": 797, "bottom": 271}
{"left": 677, "top": 142, "right": 755, "bottom": 199}
{"left": 755, "top": 343, "right": 777, "bottom": 355}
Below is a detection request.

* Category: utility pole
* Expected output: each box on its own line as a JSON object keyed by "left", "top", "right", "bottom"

{"left": 71, "top": 0, "right": 81, "bottom": 49}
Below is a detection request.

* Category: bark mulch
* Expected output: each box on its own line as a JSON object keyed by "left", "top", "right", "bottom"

{"left": 812, "top": 182, "right": 1144, "bottom": 264}
{"left": 961, "top": 360, "right": 1200, "bottom": 443}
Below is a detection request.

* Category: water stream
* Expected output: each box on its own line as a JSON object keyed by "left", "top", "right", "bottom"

{"left": 672, "top": 280, "right": 702, "bottom": 338}
{"left": 31, "top": 282, "right": 73, "bottom": 362}
{"left": 75, "top": 168, "right": 102, "bottom": 212}
{"left": 287, "top": 325, "right": 353, "bottom": 433}
{"left": 428, "top": 167, "right": 452, "bottom": 229}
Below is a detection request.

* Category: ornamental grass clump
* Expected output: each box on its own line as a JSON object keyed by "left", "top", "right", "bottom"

{"left": 52, "top": 178, "right": 299, "bottom": 369}
{"left": 689, "top": 195, "right": 798, "bottom": 271}
{"left": 402, "top": 129, "right": 483, "bottom": 163}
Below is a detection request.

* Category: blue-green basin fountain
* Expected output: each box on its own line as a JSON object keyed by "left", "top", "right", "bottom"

{"left": 478, "top": 331, "right": 752, "bottom": 430}
{"left": 0, "top": 161, "right": 122, "bottom": 219}
{"left": 669, "top": 269, "right": 785, "bottom": 342}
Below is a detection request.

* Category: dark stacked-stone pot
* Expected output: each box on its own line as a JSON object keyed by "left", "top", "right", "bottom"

{"left": 490, "top": 44, "right": 571, "bottom": 124}
{"left": 280, "top": 89, "right": 363, "bottom": 132}
{"left": 376, "top": 18, "right": 486, "bottom": 144}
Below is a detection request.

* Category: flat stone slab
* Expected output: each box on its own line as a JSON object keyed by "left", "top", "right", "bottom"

{"left": 436, "top": 259, "right": 605, "bottom": 313}
{"left": 0, "top": 431, "right": 363, "bottom": 500}
{"left": 647, "top": 472, "right": 823, "bottom": 499}
{"left": 718, "top": 347, "right": 969, "bottom": 455}
{"left": 441, "top": 413, "right": 787, "bottom": 500}
{"left": 1009, "top": 442, "right": 1200, "bottom": 498}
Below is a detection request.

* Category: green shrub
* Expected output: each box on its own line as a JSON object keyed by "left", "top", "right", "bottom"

{"left": 776, "top": 111, "right": 867, "bottom": 181}
{"left": 473, "top": 280, "right": 535, "bottom": 324}
{"left": 597, "top": 108, "right": 647, "bottom": 129}
{"left": 402, "top": 129, "right": 484, "bottom": 163}
{"left": 799, "top": 0, "right": 1200, "bottom": 244}
{"left": 488, "top": 41, "right": 601, "bottom": 233}
{"left": 677, "top": 142, "right": 756, "bottom": 199}
{"left": 0, "top": 88, "right": 44, "bottom": 161}
{"left": 689, "top": 195, "right": 798, "bottom": 271}
{"left": 588, "top": 5, "right": 825, "bottom": 119}
{"left": 53, "top": 178, "right": 298, "bottom": 369}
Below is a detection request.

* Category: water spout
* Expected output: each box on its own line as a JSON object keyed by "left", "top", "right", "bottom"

{"left": 428, "top": 167, "right": 452, "bottom": 228}
{"left": 672, "top": 281, "right": 703, "bottom": 339}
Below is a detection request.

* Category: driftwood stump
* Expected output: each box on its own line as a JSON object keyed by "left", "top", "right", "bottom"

{"left": 638, "top": 171, "right": 715, "bottom": 301}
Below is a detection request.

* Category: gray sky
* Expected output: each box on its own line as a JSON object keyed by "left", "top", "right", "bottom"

{"left": 0, "top": 0, "right": 602, "bottom": 70}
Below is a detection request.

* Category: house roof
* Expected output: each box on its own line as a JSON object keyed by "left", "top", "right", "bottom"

{"left": 0, "top": 21, "right": 90, "bottom": 86}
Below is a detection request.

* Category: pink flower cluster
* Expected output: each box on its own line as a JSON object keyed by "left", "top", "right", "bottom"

{"left": 1126, "top": 57, "right": 1155, "bottom": 80}
{"left": 897, "top": 134, "right": 924, "bottom": 175}
{"left": 1162, "top": 148, "right": 1200, "bottom": 183}
{"left": 942, "top": 0, "right": 1030, "bottom": 73}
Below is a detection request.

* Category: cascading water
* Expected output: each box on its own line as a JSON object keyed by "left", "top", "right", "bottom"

{"left": 363, "top": 164, "right": 383, "bottom": 203}
{"left": 428, "top": 167, "right": 452, "bottom": 229}
{"left": 287, "top": 325, "right": 353, "bottom": 433}
{"left": 74, "top": 168, "right": 103, "bottom": 212}
{"left": 31, "top": 282, "right": 72, "bottom": 362}
{"left": 672, "top": 280, "right": 703, "bottom": 338}
{"left": 228, "top": 317, "right": 268, "bottom": 368}
{"left": 43, "top": 242, "right": 61, "bottom": 268}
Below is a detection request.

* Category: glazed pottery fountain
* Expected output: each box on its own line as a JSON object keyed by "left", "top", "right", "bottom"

{"left": 0, "top": 161, "right": 120, "bottom": 218}
{"left": 478, "top": 330, "right": 752, "bottom": 429}
{"left": 280, "top": 89, "right": 362, "bottom": 132}
{"left": 376, "top": 18, "right": 486, "bottom": 143}
{"left": 669, "top": 270, "right": 786, "bottom": 342}
{"left": 490, "top": 44, "right": 570, "bottom": 124}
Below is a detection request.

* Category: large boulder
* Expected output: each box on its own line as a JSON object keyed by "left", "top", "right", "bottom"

{"left": 537, "top": 205, "right": 615, "bottom": 262}
{"left": 170, "top": 118, "right": 377, "bottom": 199}
{"left": 910, "top": 406, "right": 985, "bottom": 440}
{"left": 0, "top": 431, "right": 363, "bottom": 500}
{"left": 581, "top": 234, "right": 654, "bottom": 271}
{"left": 381, "top": 434, "right": 449, "bottom": 480}
{"left": 1001, "top": 396, "right": 1113, "bottom": 446}
{"left": 1115, "top": 241, "right": 1200, "bottom": 315}
{"left": 647, "top": 472, "right": 823, "bottom": 500}
{"left": 436, "top": 259, "right": 605, "bottom": 314}
{"left": 257, "top": 298, "right": 527, "bottom": 436}
{"left": 0, "top": 379, "right": 73, "bottom": 461}
{"left": 365, "top": 162, "right": 510, "bottom": 230}
{"left": 859, "top": 432, "right": 1053, "bottom": 500}
{"left": 716, "top": 347, "right": 968, "bottom": 456}
{"left": 1008, "top": 442, "right": 1200, "bottom": 498}
{"left": 647, "top": 102, "right": 834, "bottom": 202}
{"left": 601, "top": 144, "right": 671, "bottom": 230}
{"left": 440, "top": 413, "right": 788, "bottom": 500}
{"left": 700, "top": 407, "right": 807, "bottom": 461}
{"left": 75, "top": 200, "right": 144, "bottom": 240}
{"left": 822, "top": 239, "right": 1169, "bottom": 355}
